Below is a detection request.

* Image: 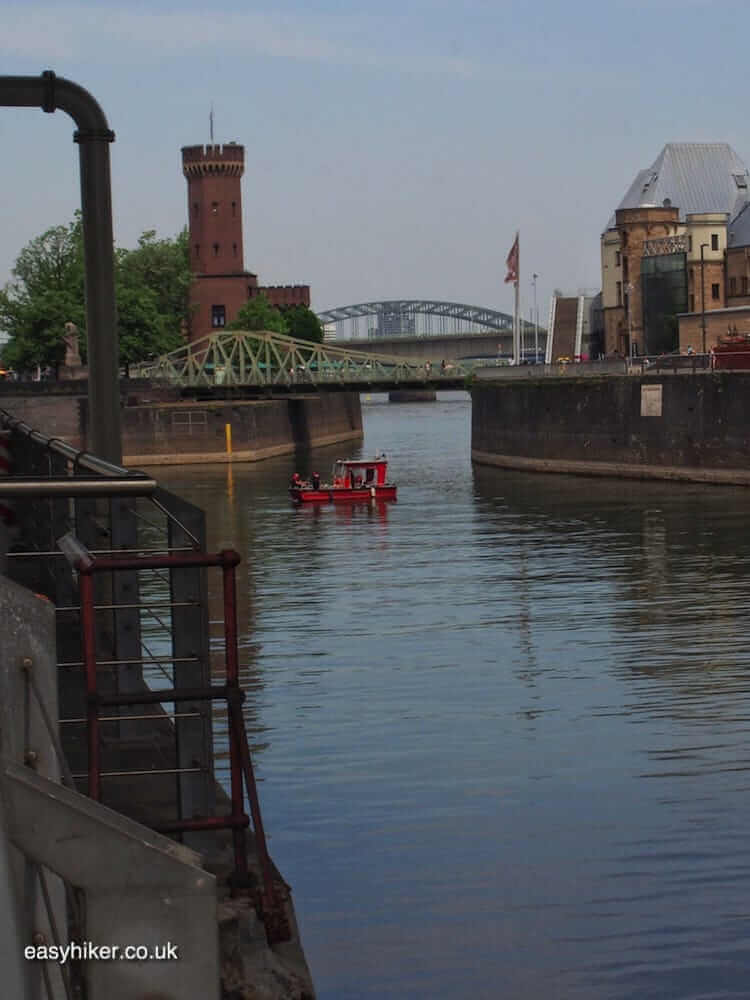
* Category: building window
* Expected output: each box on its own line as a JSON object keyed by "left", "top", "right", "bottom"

{"left": 193, "top": 202, "right": 199, "bottom": 216}
{"left": 232, "top": 201, "right": 237, "bottom": 217}
{"left": 688, "top": 235, "right": 693, "bottom": 252}
{"left": 688, "top": 268, "right": 694, "bottom": 287}
{"left": 211, "top": 201, "right": 219, "bottom": 215}
{"left": 712, "top": 283, "right": 720, "bottom": 300}
{"left": 622, "top": 256, "right": 629, "bottom": 281}
{"left": 730, "top": 276, "right": 737, "bottom": 295}
{"left": 689, "top": 293, "right": 695, "bottom": 312}
{"left": 711, "top": 233, "right": 719, "bottom": 251}
{"left": 194, "top": 244, "right": 200, "bottom": 259}
{"left": 211, "top": 305, "right": 226, "bottom": 328}
{"left": 232, "top": 243, "right": 238, "bottom": 257}
{"left": 743, "top": 276, "right": 749, "bottom": 295}
{"left": 616, "top": 281, "right": 622, "bottom": 306}
{"left": 212, "top": 243, "right": 219, "bottom": 256}
{"left": 615, "top": 251, "right": 621, "bottom": 267}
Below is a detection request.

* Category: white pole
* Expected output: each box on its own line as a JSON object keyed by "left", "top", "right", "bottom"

{"left": 533, "top": 273, "right": 539, "bottom": 362}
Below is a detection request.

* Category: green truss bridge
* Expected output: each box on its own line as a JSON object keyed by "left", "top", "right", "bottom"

{"left": 130, "top": 329, "right": 474, "bottom": 389}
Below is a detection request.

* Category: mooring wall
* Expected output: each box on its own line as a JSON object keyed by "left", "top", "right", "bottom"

{"left": 0, "top": 383, "right": 363, "bottom": 465}
{"left": 471, "top": 373, "right": 750, "bottom": 485}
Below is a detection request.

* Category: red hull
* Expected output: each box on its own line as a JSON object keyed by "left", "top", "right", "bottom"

{"left": 290, "top": 485, "right": 397, "bottom": 504}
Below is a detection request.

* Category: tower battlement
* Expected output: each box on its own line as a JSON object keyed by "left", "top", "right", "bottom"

{"left": 182, "top": 143, "right": 244, "bottom": 177}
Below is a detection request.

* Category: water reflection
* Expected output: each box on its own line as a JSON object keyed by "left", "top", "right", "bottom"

{"left": 159, "top": 395, "right": 750, "bottom": 1000}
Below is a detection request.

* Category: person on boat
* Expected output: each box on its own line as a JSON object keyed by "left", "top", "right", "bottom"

{"left": 312, "top": 472, "right": 320, "bottom": 490}
{"left": 290, "top": 472, "right": 302, "bottom": 489}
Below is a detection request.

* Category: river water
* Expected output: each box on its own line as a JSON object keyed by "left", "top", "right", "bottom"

{"left": 159, "top": 391, "right": 750, "bottom": 1000}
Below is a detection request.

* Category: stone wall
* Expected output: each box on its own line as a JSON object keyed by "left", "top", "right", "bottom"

{"left": 0, "top": 384, "right": 362, "bottom": 466}
{"left": 471, "top": 374, "right": 750, "bottom": 485}
{"left": 122, "top": 392, "right": 362, "bottom": 466}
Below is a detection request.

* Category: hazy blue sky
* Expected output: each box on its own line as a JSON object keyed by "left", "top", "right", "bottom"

{"left": 1, "top": 0, "right": 748, "bottom": 322}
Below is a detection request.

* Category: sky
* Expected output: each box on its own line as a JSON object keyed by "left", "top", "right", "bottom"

{"left": 2, "top": 0, "right": 749, "bottom": 324}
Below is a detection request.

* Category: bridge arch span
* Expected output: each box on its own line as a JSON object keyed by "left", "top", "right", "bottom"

{"left": 317, "top": 300, "right": 519, "bottom": 336}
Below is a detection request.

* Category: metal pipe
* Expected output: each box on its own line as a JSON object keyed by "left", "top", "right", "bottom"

{"left": 0, "top": 477, "right": 156, "bottom": 497}
{"left": 0, "top": 74, "right": 121, "bottom": 463}
{"left": 155, "top": 815, "right": 250, "bottom": 835}
{"left": 85, "top": 550, "right": 241, "bottom": 573}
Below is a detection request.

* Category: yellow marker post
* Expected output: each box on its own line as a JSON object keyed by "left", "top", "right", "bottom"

{"left": 225, "top": 422, "right": 232, "bottom": 455}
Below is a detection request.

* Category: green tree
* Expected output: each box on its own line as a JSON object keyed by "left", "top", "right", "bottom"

{"left": 0, "top": 218, "right": 85, "bottom": 372}
{"left": 228, "top": 294, "right": 289, "bottom": 334}
{"left": 0, "top": 219, "right": 191, "bottom": 373}
{"left": 284, "top": 304, "right": 323, "bottom": 343}
{"left": 115, "top": 229, "right": 190, "bottom": 367}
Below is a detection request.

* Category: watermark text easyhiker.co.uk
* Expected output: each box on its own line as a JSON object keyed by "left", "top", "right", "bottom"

{"left": 25, "top": 941, "right": 180, "bottom": 963}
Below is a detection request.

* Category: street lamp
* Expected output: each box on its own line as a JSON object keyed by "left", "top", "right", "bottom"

{"left": 700, "top": 242, "right": 708, "bottom": 354}
{"left": 532, "top": 273, "right": 539, "bottom": 362}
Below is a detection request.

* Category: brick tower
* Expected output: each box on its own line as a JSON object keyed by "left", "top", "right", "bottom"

{"left": 182, "top": 143, "right": 259, "bottom": 341}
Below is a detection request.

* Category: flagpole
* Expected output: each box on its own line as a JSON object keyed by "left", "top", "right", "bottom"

{"left": 514, "top": 232, "right": 520, "bottom": 364}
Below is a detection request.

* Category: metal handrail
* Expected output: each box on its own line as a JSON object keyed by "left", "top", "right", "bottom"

{"left": 0, "top": 408, "right": 141, "bottom": 479}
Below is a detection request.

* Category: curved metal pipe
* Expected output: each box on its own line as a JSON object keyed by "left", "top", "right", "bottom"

{"left": 0, "top": 71, "right": 122, "bottom": 463}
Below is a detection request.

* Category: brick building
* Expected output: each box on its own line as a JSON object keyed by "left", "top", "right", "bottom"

{"left": 600, "top": 143, "right": 750, "bottom": 356}
{"left": 182, "top": 143, "right": 310, "bottom": 343}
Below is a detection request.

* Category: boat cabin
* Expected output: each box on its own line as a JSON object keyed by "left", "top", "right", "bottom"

{"left": 332, "top": 458, "right": 388, "bottom": 489}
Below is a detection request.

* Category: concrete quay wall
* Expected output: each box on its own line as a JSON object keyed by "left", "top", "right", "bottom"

{"left": 0, "top": 383, "right": 363, "bottom": 465}
{"left": 471, "top": 373, "right": 750, "bottom": 485}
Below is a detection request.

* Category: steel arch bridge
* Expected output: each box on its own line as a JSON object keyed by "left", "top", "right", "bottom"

{"left": 317, "top": 300, "right": 519, "bottom": 334}
{"left": 130, "top": 329, "right": 473, "bottom": 388}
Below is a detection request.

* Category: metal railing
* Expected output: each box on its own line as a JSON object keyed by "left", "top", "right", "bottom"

{"left": 0, "top": 407, "right": 290, "bottom": 947}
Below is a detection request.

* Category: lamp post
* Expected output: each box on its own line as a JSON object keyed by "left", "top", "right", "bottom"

{"left": 532, "top": 273, "right": 539, "bottom": 362}
{"left": 700, "top": 242, "right": 708, "bottom": 354}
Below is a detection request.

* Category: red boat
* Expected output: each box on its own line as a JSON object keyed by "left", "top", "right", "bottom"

{"left": 290, "top": 457, "right": 397, "bottom": 504}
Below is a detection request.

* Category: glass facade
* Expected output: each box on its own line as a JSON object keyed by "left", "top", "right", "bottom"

{"left": 641, "top": 252, "right": 688, "bottom": 354}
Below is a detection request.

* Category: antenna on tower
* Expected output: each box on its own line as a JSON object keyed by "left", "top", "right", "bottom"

{"left": 209, "top": 104, "right": 214, "bottom": 143}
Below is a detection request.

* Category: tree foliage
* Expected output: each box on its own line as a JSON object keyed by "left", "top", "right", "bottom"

{"left": 285, "top": 304, "right": 323, "bottom": 343}
{"left": 0, "top": 218, "right": 190, "bottom": 372}
{"left": 0, "top": 218, "right": 85, "bottom": 371}
{"left": 228, "top": 294, "right": 289, "bottom": 334}
{"left": 228, "top": 296, "right": 323, "bottom": 343}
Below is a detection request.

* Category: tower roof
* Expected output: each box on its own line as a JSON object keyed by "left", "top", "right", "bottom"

{"left": 606, "top": 143, "right": 750, "bottom": 230}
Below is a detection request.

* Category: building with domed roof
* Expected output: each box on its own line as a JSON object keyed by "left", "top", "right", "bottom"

{"left": 601, "top": 143, "right": 750, "bottom": 356}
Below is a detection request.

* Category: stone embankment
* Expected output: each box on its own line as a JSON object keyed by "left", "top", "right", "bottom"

{"left": 0, "top": 381, "right": 363, "bottom": 465}
{"left": 472, "top": 372, "right": 750, "bottom": 485}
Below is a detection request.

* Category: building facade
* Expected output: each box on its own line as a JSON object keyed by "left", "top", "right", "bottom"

{"left": 182, "top": 143, "right": 310, "bottom": 343}
{"left": 601, "top": 143, "right": 750, "bottom": 356}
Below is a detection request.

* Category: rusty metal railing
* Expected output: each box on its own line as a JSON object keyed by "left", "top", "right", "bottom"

{"left": 0, "top": 408, "right": 290, "bottom": 944}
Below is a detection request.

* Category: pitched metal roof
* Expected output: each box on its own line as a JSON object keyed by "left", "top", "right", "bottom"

{"left": 605, "top": 143, "right": 750, "bottom": 230}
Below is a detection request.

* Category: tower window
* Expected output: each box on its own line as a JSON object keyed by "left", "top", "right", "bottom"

{"left": 211, "top": 201, "right": 219, "bottom": 215}
{"left": 193, "top": 202, "right": 199, "bottom": 216}
{"left": 194, "top": 244, "right": 200, "bottom": 258}
{"left": 232, "top": 201, "right": 237, "bottom": 217}
{"left": 232, "top": 243, "right": 238, "bottom": 257}
{"left": 213, "top": 243, "right": 220, "bottom": 256}
{"left": 712, "top": 283, "right": 720, "bottom": 300}
{"left": 711, "top": 233, "right": 719, "bottom": 251}
{"left": 211, "top": 305, "right": 226, "bottom": 328}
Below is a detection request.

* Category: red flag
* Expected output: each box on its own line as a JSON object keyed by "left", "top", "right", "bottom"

{"left": 505, "top": 232, "right": 519, "bottom": 285}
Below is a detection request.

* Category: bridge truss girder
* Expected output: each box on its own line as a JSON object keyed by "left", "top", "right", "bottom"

{"left": 130, "top": 329, "right": 472, "bottom": 388}
{"left": 316, "top": 299, "right": 518, "bottom": 333}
